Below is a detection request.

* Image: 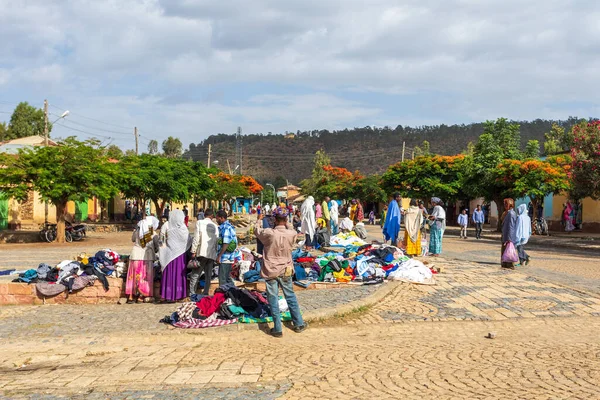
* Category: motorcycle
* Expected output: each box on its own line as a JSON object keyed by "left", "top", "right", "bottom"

{"left": 65, "top": 221, "right": 87, "bottom": 242}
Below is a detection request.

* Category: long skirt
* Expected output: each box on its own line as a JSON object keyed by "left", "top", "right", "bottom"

{"left": 429, "top": 224, "right": 443, "bottom": 255}
{"left": 161, "top": 254, "right": 187, "bottom": 301}
{"left": 404, "top": 231, "right": 422, "bottom": 256}
{"left": 125, "top": 260, "right": 154, "bottom": 297}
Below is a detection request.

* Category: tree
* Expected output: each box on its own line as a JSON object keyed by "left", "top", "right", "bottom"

{"left": 162, "top": 136, "right": 183, "bottom": 158}
{"left": 147, "top": 140, "right": 159, "bottom": 155}
{"left": 352, "top": 174, "right": 387, "bottom": 204}
{"left": 381, "top": 155, "right": 467, "bottom": 202}
{"left": 311, "top": 165, "right": 361, "bottom": 200}
{"left": 300, "top": 149, "right": 331, "bottom": 195}
{"left": 483, "top": 118, "right": 521, "bottom": 160}
{"left": 0, "top": 137, "right": 119, "bottom": 242}
{"left": 544, "top": 123, "right": 572, "bottom": 155}
{"left": 7, "top": 102, "right": 50, "bottom": 140}
{"left": 413, "top": 140, "right": 431, "bottom": 157}
{"left": 0, "top": 122, "right": 7, "bottom": 142}
{"left": 494, "top": 157, "right": 570, "bottom": 216}
{"left": 524, "top": 140, "right": 540, "bottom": 159}
{"left": 569, "top": 120, "right": 600, "bottom": 199}
{"left": 105, "top": 144, "right": 124, "bottom": 159}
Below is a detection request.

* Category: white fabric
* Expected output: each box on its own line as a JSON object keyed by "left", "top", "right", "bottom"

{"left": 516, "top": 204, "right": 532, "bottom": 245}
{"left": 278, "top": 298, "right": 289, "bottom": 312}
{"left": 388, "top": 259, "right": 435, "bottom": 284}
{"left": 191, "top": 218, "right": 218, "bottom": 260}
{"left": 264, "top": 204, "right": 271, "bottom": 214}
{"left": 330, "top": 232, "right": 367, "bottom": 247}
{"left": 330, "top": 200, "right": 339, "bottom": 225}
{"left": 301, "top": 196, "right": 316, "bottom": 241}
{"left": 145, "top": 215, "right": 160, "bottom": 231}
{"left": 339, "top": 217, "right": 354, "bottom": 231}
{"left": 404, "top": 206, "right": 423, "bottom": 243}
{"left": 431, "top": 205, "right": 447, "bottom": 230}
{"left": 159, "top": 209, "right": 191, "bottom": 271}
{"left": 130, "top": 224, "right": 157, "bottom": 261}
{"left": 356, "top": 256, "right": 375, "bottom": 277}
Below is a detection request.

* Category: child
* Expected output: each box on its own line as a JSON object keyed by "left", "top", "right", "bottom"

{"left": 368, "top": 210, "right": 375, "bottom": 225}
{"left": 458, "top": 209, "right": 468, "bottom": 239}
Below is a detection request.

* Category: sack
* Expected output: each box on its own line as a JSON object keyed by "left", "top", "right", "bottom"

{"left": 502, "top": 242, "right": 519, "bottom": 263}
{"left": 187, "top": 258, "right": 201, "bottom": 269}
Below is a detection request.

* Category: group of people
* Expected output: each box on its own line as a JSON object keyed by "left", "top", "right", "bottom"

{"left": 125, "top": 209, "right": 237, "bottom": 304}
{"left": 501, "top": 199, "right": 532, "bottom": 268}
{"left": 562, "top": 201, "right": 583, "bottom": 232}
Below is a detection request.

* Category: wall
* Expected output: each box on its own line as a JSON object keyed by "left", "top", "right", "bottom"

{"left": 550, "top": 194, "right": 600, "bottom": 232}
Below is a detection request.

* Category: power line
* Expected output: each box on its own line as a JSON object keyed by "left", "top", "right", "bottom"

{"left": 49, "top": 112, "right": 131, "bottom": 135}
{"left": 49, "top": 103, "right": 133, "bottom": 130}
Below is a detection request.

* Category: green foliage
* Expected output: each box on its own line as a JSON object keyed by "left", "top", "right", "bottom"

{"left": 381, "top": 155, "right": 467, "bottom": 202}
{"left": 147, "top": 139, "right": 159, "bottom": 155}
{"left": 352, "top": 175, "right": 387, "bottom": 203}
{"left": 0, "top": 122, "right": 7, "bottom": 142}
{"left": 105, "top": 144, "right": 124, "bottom": 159}
{"left": 524, "top": 140, "right": 540, "bottom": 159}
{"left": 6, "top": 102, "right": 50, "bottom": 140}
{"left": 162, "top": 136, "right": 183, "bottom": 158}
{"left": 413, "top": 140, "right": 431, "bottom": 157}
{"left": 301, "top": 150, "right": 332, "bottom": 195}
{"left": 544, "top": 123, "right": 573, "bottom": 155}
{"left": 483, "top": 118, "right": 521, "bottom": 159}
{"left": 570, "top": 120, "right": 600, "bottom": 200}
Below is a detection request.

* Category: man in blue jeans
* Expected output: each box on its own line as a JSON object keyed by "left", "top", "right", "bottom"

{"left": 255, "top": 207, "right": 306, "bottom": 338}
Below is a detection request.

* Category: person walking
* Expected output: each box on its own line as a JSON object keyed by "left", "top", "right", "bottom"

{"left": 355, "top": 199, "right": 364, "bottom": 224}
{"left": 380, "top": 204, "right": 388, "bottom": 228}
{"left": 215, "top": 210, "right": 237, "bottom": 286}
{"left": 159, "top": 209, "right": 191, "bottom": 302}
{"left": 189, "top": 209, "right": 218, "bottom": 296}
{"left": 516, "top": 204, "right": 531, "bottom": 266}
{"left": 183, "top": 205, "right": 189, "bottom": 227}
{"left": 472, "top": 205, "right": 484, "bottom": 239}
{"left": 458, "top": 209, "right": 468, "bottom": 239}
{"left": 427, "top": 197, "right": 446, "bottom": 257}
{"left": 501, "top": 198, "right": 518, "bottom": 269}
{"left": 162, "top": 205, "right": 170, "bottom": 221}
{"left": 255, "top": 207, "right": 306, "bottom": 338}
{"left": 197, "top": 208, "right": 205, "bottom": 221}
{"left": 126, "top": 219, "right": 158, "bottom": 303}
{"left": 383, "top": 193, "right": 402, "bottom": 247}
{"left": 368, "top": 210, "right": 375, "bottom": 225}
{"left": 300, "top": 196, "right": 316, "bottom": 250}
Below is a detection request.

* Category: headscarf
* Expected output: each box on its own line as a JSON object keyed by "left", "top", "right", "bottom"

{"left": 145, "top": 215, "right": 159, "bottom": 231}
{"left": 274, "top": 206, "right": 289, "bottom": 218}
{"left": 159, "top": 209, "right": 191, "bottom": 271}
{"left": 330, "top": 200, "right": 339, "bottom": 224}
{"left": 404, "top": 205, "right": 423, "bottom": 243}
{"left": 301, "top": 196, "right": 316, "bottom": 241}
{"left": 516, "top": 204, "right": 531, "bottom": 245}
{"left": 430, "top": 201, "right": 447, "bottom": 230}
{"left": 431, "top": 197, "right": 441, "bottom": 205}
{"left": 501, "top": 198, "right": 515, "bottom": 225}
{"left": 383, "top": 199, "right": 401, "bottom": 243}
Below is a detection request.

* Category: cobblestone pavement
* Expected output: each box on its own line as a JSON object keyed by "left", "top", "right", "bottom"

{"left": 2, "top": 257, "right": 600, "bottom": 399}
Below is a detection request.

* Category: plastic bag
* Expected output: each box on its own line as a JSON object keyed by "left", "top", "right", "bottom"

{"left": 501, "top": 242, "right": 519, "bottom": 263}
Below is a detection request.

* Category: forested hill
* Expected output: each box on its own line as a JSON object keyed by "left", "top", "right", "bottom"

{"left": 183, "top": 118, "right": 581, "bottom": 185}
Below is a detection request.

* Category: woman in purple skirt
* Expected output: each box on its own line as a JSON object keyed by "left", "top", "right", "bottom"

{"left": 159, "top": 209, "right": 191, "bottom": 302}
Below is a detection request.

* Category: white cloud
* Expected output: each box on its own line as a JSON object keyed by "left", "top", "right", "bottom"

{"left": 0, "top": 0, "right": 599, "bottom": 146}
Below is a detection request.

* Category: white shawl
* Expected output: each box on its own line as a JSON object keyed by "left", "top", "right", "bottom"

{"left": 330, "top": 200, "right": 339, "bottom": 224}
{"left": 431, "top": 205, "right": 447, "bottom": 230}
{"left": 159, "top": 209, "right": 191, "bottom": 270}
{"left": 404, "top": 206, "right": 423, "bottom": 243}
{"left": 301, "top": 196, "right": 316, "bottom": 241}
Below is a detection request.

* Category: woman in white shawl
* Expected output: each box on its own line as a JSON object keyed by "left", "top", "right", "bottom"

{"left": 403, "top": 199, "right": 423, "bottom": 256}
{"left": 516, "top": 203, "right": 532, "bottom": 265}
{"left": 329, "top": 200, "right": 339, "bottom": 235}
{"left": 126, "top": 219, "right": 158, "bottom": 303}
{"left": 159, "top": 209, "right": 191, "bottom": 302}
{"left": 427, "top": 197, "right": 446, "bottom": 256}
{"left": 301, "top": 196, "right": 317, "bottom": 250}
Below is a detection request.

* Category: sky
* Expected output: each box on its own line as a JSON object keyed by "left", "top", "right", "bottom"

{"left": 1, "top": 0, "right": 599, "bottom": 151}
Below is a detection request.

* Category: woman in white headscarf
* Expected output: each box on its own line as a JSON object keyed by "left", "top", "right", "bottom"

{"left": 403, "top": 199, "right": 423, "bottom": 257}
{"left": 126, "top": 219, "right": 158, "bottom": 303}
{"left": 329, "top": 200, "right": 339, "bottom": 235}
{"left": 301, "top": 196, "right": 317, "bottom": 250}
{"left": 516, "top": 203, "right": 532, "bottom": 265}
{"left": 159, "top": 209, "right": 191, "bottom": 302}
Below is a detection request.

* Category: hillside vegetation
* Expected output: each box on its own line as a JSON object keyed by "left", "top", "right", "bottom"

{"left": 183, "top": 118, "right": 581, "bottom": 185}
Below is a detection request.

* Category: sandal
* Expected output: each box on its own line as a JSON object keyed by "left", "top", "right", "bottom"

{"left": 126, "top": 299, "right": 134, "bottom": 304}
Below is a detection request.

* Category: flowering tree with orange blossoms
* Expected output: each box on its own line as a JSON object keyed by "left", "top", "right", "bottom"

{"left": 494, "top": 156, "right": 571, "bottom": 215}
{"left": 314, "top": 165, "right": 361, "bottom": 200}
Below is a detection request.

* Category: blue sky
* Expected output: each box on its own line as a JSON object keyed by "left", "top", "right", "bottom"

{"left": 1, "top": 0, "right": 599, "bottom": 151}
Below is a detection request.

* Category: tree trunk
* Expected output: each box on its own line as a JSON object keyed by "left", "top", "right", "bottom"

{"left": 55, "top": 201, "right": 67, "bottom": 244}
{"left": 153, "top": 199, "right": 163, "bottom": 222}
{"left": 530, "top": 198, "right": 538, "bottom": 235}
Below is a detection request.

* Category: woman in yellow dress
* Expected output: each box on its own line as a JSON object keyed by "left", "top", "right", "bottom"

{"left": 403, "top": 199, "right": 423, "bottom": 256}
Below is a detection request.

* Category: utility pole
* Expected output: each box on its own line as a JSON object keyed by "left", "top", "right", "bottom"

{"left": 236, "top": 126, "right": 242, "bottom": 175}
{"left": 207, "top": 143, "right": 212, "bottom": 167}
{"left": 226, "top": 159, "right": 232, "bottom": 175}
{"left": 411, "top": 150, "right": 415, "bottom": 160}
{"left": 134, "top": 127, "right": 139, "bottom": 155}
{"left": 43, "top": 99, "right": 49, "bottom": 222}
{"left": 401, "top": 141, "right": 405, "bottom": 162}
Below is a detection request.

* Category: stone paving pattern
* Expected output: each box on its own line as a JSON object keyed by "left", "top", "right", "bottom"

{"left": 2, "top": 257, "right": 600, "bottom": 399}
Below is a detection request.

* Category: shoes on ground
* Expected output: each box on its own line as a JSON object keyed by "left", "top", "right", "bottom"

{"left": 293, "top": 324, "right": 307, "bottom": 333}
{"left": 269, "top": 328, "right": 283, "bottom": 338}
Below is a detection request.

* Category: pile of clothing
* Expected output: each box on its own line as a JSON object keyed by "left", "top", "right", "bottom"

{"left": 11, "top": 248, "right": 125, "bottom": 297}
{"left": 292, "top": 243, "right": 437, "bottom": 286}
{"left": 329, "top": 232, "right": 367, "bottom": 247}
{"left": 162, "top": 283, "right": 292, "bottom": 329}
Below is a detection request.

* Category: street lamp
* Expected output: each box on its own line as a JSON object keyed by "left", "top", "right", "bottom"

{"left": 51, "top": 110, "right": 70, "bottom": 124}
